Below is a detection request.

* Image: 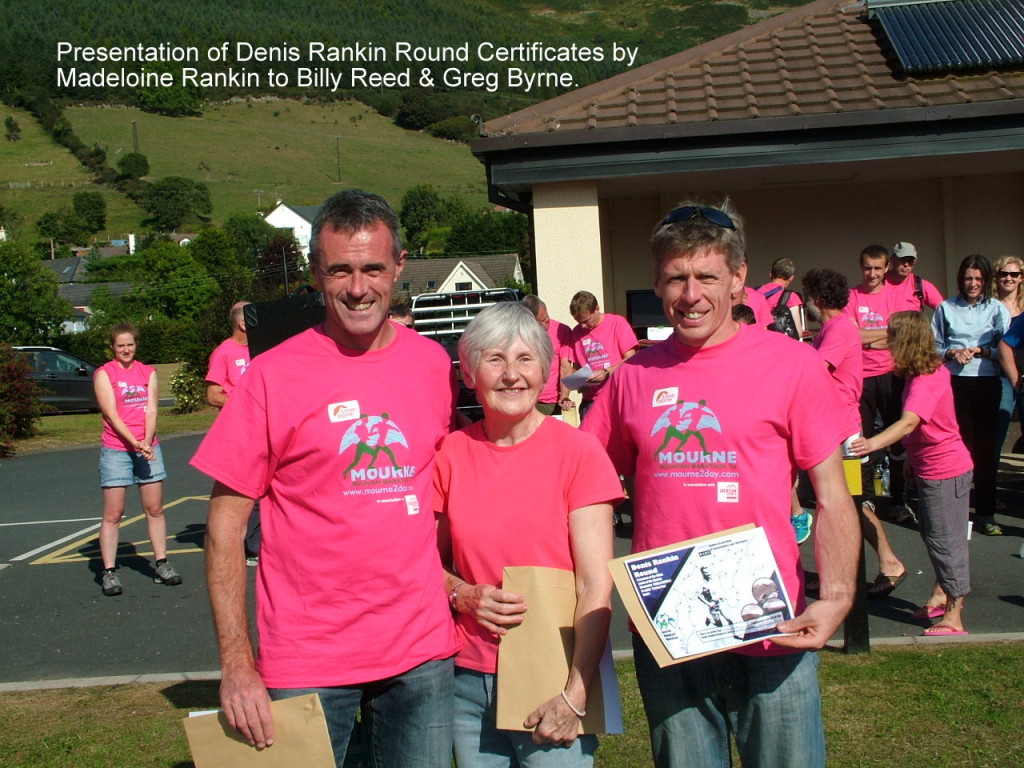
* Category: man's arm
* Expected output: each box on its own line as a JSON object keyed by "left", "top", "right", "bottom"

{"left": 206, "top": 482, "right": 273, "bottom": 747}
{"left": 773, "top": 448, "right": 858, "bottom": 649}
{"left": 206, "top": 383, "right": 228, "bottom": 409}
{"left": 1000, "top": 340, "right": 1021, "bottom": 391}
{"left": 858, "top": 328, "right": 888, "bottom": 349}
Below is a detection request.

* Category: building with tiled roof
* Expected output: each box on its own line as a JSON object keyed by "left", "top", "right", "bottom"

{"left": 395, "top": 253, "right": 523, "bottom": 301}
{"left": 471, "top": 0, "right": 1024, "bottom": 327}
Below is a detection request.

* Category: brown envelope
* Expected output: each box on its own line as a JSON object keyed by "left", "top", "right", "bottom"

{"left": 495, "top": 565, "right": 622, "bottom": 734}
{"left": 184, "top": 692, "right": 335, "bottom": 768}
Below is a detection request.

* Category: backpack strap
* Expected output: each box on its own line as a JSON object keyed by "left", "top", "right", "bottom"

{"left": 914, "top": 276, "right": 924, "bottom": 309}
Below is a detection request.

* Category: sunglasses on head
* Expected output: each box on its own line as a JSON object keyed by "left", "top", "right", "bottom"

{"left": 659, "top": 205, "right": 736, "bottom": 230}
{"left": 998, "top": 270, "right": 1022, "bottom": 278}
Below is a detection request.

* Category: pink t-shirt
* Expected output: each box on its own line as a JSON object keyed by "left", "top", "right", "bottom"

{"left": 96, "top": 359, "right": 156, "bottom": 451}
{"left": 582, "top": 324, "right": 845, "bottom": 656}
{"left": 433, "top": 417, "right": 624, "bottom": 673}
{"left": 569, "top": 313, "right": 639, "bottom": 401}
{"left": 811, "top": 314, "right": 864, "bottom": 438}
{"left": 901, "top": 366, "right": 973, "bottom": 480}
{"left": 743, "top": 286, "right": 773, "bottom": 326}
{"left": 756, "top": 283, "right": 803, "bottom": 311}
{"left": 190, "top": 325, "right": 460, "bottom": 688}
{"left": 843, "top": 284, "right": 903, "bottom": 377}
{"left": 205, "top": 338, "right": 250, "bottom": 397}
{"left": 541, "top": 318, "right": 573, "bottom": 405}
{"left": 885, "top": 273, "right": 943, "bottom": 311}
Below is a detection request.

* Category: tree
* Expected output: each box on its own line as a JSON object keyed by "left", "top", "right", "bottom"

{"left": 73, "top": 191, "right": 106, "bottom": 233}
{"left": 117, "top": 152, "right": 149, "bottom": 180}
{"left": 400, "top": 184, "right": 445, "bottom": 248}
{"left": 0, "top": 241, "right": 71, "bottom": 344}
{"left": 143, "top": 177, "right": 213, "bottom": 231}
{"left": 399, "top": 185, "right": 469, "bottom": 253}
{"left": 4, "top": 116, "right": 21, "bottom": 142}
{"left": 446, "top": 210, "right": 529, "bottom": 255}
{"left": 36, "top": 207, "right": 91, "bottom": 246}
{"left": 114, "top": 240, "right": 220, "bottom": 321}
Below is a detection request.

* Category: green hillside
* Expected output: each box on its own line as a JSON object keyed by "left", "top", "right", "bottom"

{"left": 1, "top": 100, "right": 490, "bottom": 240}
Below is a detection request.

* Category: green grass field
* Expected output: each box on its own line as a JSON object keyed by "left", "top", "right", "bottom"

{"left": 1, "top": 646, "right": 1021, "bottom": 768}
{"left": 1, "top": 99, "right": 490, "bottom": 241}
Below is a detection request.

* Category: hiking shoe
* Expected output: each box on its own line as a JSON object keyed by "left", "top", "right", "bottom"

{"left": 977, "top": 517, "right": 1003, "bottom": 536}
{"left": 891, "top": 503, "right": 918, "bottom": 525}
{"left": 101, "top": 569, "right": 123, "bottom": 596}
{"left": 153, "top": 560, "right": 182, "bottom": 585}
{"left": 791, "top": 509, "right": 813, "bottom": 545}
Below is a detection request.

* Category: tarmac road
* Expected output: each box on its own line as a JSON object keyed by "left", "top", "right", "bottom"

{"left": 1, "top": 431, "right": 1022, "bottom": 688}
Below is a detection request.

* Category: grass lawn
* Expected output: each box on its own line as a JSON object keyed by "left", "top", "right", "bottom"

{"left": 1, "top": 645, "right": 1021, "bottom": 767}
{"left": 14, "top": 407, "right": 218, "bottom": 455}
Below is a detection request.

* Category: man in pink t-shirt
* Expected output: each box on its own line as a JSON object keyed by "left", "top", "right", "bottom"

{"left": 566, "top": 290, "right": 640, "bottom": 417}
{"left": 205, "top": 300, "right": 261, "bottom": 564}
{"left": 205, "top": 301, "right": 251, "bottom": 408}
{"left": 191, "top": 190, "right": 459, "bottom": 768}
{"left": 521, "top": 294, "right": 574, "bottom": 415}
{"left": 757, "top": 257, "right": 806, "bottom": 336}
{"left": 583, "top": 201, "right": 858, "bottom": 768}
{"left": 886, "top": 241, "right": 943, "bottom": 312}
{"left": 844, "top": 245, "right": 915, "bottom": 532}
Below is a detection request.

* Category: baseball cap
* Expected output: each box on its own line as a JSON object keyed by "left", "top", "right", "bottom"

{"left": 893, "top": 242, "right": 917, "bottom": 260}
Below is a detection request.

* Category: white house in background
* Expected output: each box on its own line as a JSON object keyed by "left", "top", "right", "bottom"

{"left": 263, "top": 202, "right": 321, "bottom": 258}
{"left": 395, "top": 254, "right": 523, "bottom": 301}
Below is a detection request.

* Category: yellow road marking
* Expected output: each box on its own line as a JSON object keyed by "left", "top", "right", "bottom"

{"left": 31, "top": 495, "right": 210, "bottom": 565}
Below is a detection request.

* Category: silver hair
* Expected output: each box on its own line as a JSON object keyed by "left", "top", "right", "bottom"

{"left": 459, "top": 302, "right": 553, "bottom": 380}
{"left": 309, "top": 189, "right": 403, "bottom": 267}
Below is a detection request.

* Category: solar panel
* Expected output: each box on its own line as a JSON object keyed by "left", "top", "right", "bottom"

{"left": 870, "top": 0, "right": 1024, "bottom": 74}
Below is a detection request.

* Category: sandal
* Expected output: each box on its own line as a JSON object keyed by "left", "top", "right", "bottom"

{"left": 910, "top": 605, "right": 946, "bottom": 620}
{"left": 922, "top": 624, "right": 968, "bottom": 637}
{"left": 867, "top": 569, "right": 907, "bottom": 599}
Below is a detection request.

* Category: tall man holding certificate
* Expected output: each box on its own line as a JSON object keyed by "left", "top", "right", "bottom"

{"left": 582, "top": 201, "right": 859, "bottom": 768}
{"left": 192, "top": 190, "right": 459, "bottom": 768}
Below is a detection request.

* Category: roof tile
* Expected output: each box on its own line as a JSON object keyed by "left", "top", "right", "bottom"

{"left": 483, "top": 0, "right": 1024, "bottom": 137}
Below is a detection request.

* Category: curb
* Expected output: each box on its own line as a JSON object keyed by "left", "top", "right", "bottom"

{"left": 6, "top": 634, "right": 1024, "bottom": 693}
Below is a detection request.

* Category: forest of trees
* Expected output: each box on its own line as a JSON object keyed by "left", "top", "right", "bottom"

{"left": 0, "top": 0, "right": 786, "bottom": 133}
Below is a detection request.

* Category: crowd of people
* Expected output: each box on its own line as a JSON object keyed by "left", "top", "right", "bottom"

{"left": 92, "top": 186, "right": 1019, "bottom": 767}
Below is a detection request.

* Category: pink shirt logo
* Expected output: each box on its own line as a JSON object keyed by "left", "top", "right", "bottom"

{"left": 339, "top": 413, "right": 415, "bottom": 484}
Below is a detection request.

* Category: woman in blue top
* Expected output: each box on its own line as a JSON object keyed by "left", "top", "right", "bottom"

{"left": 931, "top": 255, "right": 1010, "bottom": 535}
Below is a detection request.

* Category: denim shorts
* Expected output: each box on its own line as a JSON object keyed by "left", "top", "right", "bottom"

{"left": 99, "top": 444, "right": 167, "bottom": 487}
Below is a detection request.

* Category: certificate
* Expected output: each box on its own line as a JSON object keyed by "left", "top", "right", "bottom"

{"left": 609, "top": 525, "right": 795, "bottom": 666}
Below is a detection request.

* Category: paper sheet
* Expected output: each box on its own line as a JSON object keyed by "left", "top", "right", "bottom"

{"left": 560, "top": 365, "right": 595, "bottom": 391}
{"left": 610, "top": 525, "right": 796, "bottom": 667}
{"left": 184, "top": 693, "right": 335, "bottom": 768}
{"left": 495, "top": 565, "right": 622, "bottom": 734}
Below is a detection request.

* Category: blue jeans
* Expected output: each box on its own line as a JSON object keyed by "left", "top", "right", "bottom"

{"left": 454, "top": 668, "right": 596, "bottom": 768}
{"left": 632, "top": 635, "right": 825, "bottom": 768}
{"left": 994, "top": 375, "right": 1021, "bottom": 456}
{"left": 269, "top": 657, "right": 454, "bottom": 768}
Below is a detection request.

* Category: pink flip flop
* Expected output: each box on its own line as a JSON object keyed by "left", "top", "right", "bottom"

{"left": 911, "top": 605, "right": 946, "bottom": 620}
{"left": 922, "top": 624, "right": 968, "bottom": 637}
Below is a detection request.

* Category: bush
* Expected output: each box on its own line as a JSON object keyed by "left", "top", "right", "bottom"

{"left": 168, "top": 362, "right": 207, "bottom": 414}
{"left": 0, "top": 343, "right": 47, "bottom": 457}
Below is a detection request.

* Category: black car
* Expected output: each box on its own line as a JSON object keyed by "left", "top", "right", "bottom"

{"left": 14, "top": 346, "right": 99, "bottom": 413}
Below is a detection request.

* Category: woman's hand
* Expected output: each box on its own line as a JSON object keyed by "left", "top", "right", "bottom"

{"left": 847, "top": 435, "right": 875, "bottom": 458}
{"left": 950, "top": 347, "right": 976, "bottom": 365}
{"left": 586, "top": 368, "right": 609, "bottom": 384}
{"left": 454, "top": 584, "right": 526, "bottom": 635}
{"left": 524, "top": 692, "right": 581, "bottom": 746}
